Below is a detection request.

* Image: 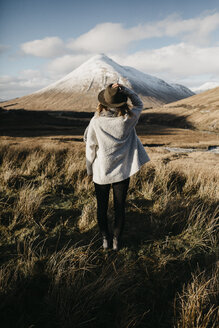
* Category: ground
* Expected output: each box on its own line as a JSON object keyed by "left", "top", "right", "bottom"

{"left": 0, "top": 108, "right": 218, "bottom": 328}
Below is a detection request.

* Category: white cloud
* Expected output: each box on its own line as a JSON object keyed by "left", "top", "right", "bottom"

{"left": 67, "top": 12, "right": 219, "bottom": 53}
{"left": 47, "top": 54, "right": 91, "bottom": 75}
{"left": 180, "top": 12, "right": 219, "bottom": 44}
{"left": 111, "top": 43, "right": 219, "bottom": 78}
{"left": 20, "top": 69, "right": 42, "bottom": 79}
{"left": 153, "top": 12, "right": 219, "bottom": 39}
{"left": 19, "top": 69, "right": 51, "bottom": 88}
{"left": 19, "top": 12, "right": 219, "bottom": 59}
{"left": 0, "top": 70, "right": 52, "bottom": 99}
{"left": 21, "top": 37, "right": 66, "bottom": 58}
{"left": 67, "top": 23, "right": 131, "bottom": 53}
{"left": 130, "top": 12, "right": 219, "bottom": 44}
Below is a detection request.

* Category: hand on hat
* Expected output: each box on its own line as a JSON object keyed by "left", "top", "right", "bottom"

{"left": 98, "top": 83, "right": 127, "bottom": 107}
{"left": 112, "top": 83, "right": 123, "bottom": 91}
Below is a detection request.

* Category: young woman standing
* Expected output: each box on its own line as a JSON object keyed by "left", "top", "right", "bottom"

{"left": 84, "top": 83, "right": 150, "bottom": 250}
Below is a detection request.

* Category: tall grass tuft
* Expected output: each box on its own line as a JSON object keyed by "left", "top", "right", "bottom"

{"left": 174, "top": 266, "right": 219, "bottom": 328}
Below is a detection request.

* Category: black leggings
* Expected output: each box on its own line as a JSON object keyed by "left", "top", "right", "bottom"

{"left": 94, "top": 178, "right": 130, "bottom": 239}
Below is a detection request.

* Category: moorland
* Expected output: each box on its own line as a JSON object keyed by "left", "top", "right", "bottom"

{"left": 0, "top": 107, "right": 218, "bottom": 328}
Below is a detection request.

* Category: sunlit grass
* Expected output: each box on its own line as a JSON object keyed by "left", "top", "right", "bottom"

{"left": 0, "top": 143, "right": 218, "bottom": 328}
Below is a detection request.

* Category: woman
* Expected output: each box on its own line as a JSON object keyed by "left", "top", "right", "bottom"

{"left": 84, "top": 83, "right": 150, "bottom": 250}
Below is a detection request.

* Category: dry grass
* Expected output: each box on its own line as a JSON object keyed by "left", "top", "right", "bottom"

{"left": 174, "top": 266, "right": 219, "bottom": 328}
{"left": 166, "top": 86, "right": 219, "bottom": 109}
{"left": 0, "top": 87, "right": 164, "bottom": 111}
{"left": 163, "top": 86, "right": 219, "bottom": 132}
{"left": 0, "top": 142, "right": 218, "bottom": 328}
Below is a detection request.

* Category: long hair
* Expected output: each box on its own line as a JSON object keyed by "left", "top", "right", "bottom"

{"left": 96, "top": 103, "right": 133, "bottom": 117}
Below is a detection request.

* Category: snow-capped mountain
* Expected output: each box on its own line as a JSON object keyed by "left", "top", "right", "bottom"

{"left": 1, "top": 54, "right": 194, "bottom": 111}
{"left": 191, "top": 82, "right": 219, "bottom": 94}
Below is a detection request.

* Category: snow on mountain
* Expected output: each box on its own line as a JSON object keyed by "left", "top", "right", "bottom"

{"left": 191, "top": 82, "right": 219, "bottom": 94}
{"left": 170, "top": 83, "right": 194, "bottom": 98}
{"left": 1, "top": 54, "right": 194, "bottom": 111}
{"left": 0, "top": 97, "right": 7, "bottom": 103}
{"left": 37, "top": 54, "right": 193, "bottom": 102}
{"left": 37, "top": 54, "right": 130, "bottom": 94}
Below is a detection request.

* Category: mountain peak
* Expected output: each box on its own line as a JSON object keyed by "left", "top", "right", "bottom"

{"left": 5, "top": 54, "right": 194, "bottom": 111}
{"left": 89, "top": 53, "right": 110, "bottom": 60}
{"left": 82, "top": 53, "right": 114, "bottom": 66}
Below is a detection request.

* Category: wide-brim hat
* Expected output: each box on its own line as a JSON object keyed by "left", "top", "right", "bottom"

{"left": 98, "top": 83, "right": 127, "bottom": 107}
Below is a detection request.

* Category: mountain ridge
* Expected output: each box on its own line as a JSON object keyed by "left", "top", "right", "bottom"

{"left": 1, "top": 54, "right": 194, "bottom": 111}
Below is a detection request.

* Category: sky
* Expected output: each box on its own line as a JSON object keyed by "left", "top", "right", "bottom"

{"left": 1, "top": 0, "right": 219, "bottom": 99}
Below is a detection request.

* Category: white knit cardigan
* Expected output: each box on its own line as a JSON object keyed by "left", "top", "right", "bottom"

{"left": 84, "top": 86, "right": 150, "bottom": 184}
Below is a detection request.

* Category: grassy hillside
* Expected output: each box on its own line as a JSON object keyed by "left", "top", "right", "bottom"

{"left": 0, "top": 92, "right": 163, "bottom": 111}
{"left": 166, "top": 87, "right": 219, "bottom": 109}
{"left": 141, "top": 87, "right": 219, "bottom": 133}
{"left": 0, "top": 143, "right": 218, "bottom": 328}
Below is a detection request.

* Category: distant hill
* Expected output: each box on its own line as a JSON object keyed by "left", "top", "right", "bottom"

{"left": 166, "top": 86, "right": 219, "bottom": 108}
{"left": 144, "top": 86, "right": 219, "bottom": 132}
{"left": 1, "top": 54, "right": 194, "bottom": 111}
{"left": 191, "top": 82, "right": 219, "bottom": 94}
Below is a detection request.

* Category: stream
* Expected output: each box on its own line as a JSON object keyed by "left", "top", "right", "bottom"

{"left": 164, "top": 146, "right": 219, "bottom": 154}
{"left": 143, "top": 144, "right": 219, "bottom": 154}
